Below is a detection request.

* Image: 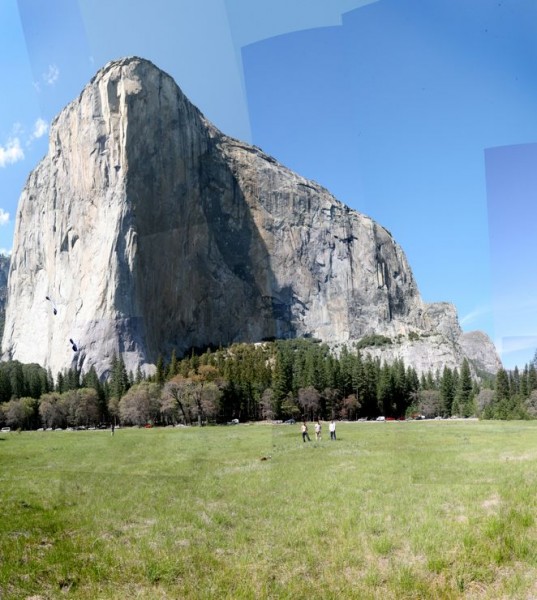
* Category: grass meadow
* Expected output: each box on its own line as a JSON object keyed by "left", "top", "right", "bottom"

{"left": 2, "top": 421, "right": 537, "bottom": 599}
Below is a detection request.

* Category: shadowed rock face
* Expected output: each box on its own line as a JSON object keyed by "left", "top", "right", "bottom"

{"left": 1, "top": 57, "right": 501, "bottom": 377}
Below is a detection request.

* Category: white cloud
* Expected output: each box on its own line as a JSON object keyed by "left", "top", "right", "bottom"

{"left": 0, "top": 209, "right": 9, "bottom": 226}
{"left": 32, "top": 118, "right": 48, "bottom": 139}
{"left": 0, "top": 248, "right": 11, "bottom": 257}
{"left": 42, "top": 64, "right": 60, "bottom": 86}
{"left": 0, "top": 137, "right": 24, "bottom": 168}
{"left": 27, "top": 118, "right": 48, "bottom": 145}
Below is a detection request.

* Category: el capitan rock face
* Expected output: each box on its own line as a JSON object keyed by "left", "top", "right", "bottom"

{"left": 1, "top": 57, "right": 501, "bottom": 377}
{"left": 0, "top": 255, "right": 9, "bottom": 340}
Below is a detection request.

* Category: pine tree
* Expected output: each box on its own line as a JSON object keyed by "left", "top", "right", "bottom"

{"left": 135, "top": 365, "right": 144, "bottom": 384}
{"left": 454, "top": 359, "right": 473, "bottom": 417}
{"left": 377, "top": 362, "right": 394, "bottom": 417}
{"left": 155, "top": 355, "right": 166, "bottom": 385}
{"left": 495, "top": 368, "right": 510, "bottom": 403}
{"left": 0, "top": 368, "right": 12, "bottom": 402}
{"left": 352, "top": 351, "right": 365, "bottom": 410}
{"left": 490, "top": 368, "right": 512, "bottom": 419}
{"left": 520, "top": 365, "right": 529, "bottom": 398}
{"left": 56, "top": 371, "right": 65, "bottom": 394}
{"left": 362, "top": 355, "right": 379, "bottom": 418}
{"left": 272, "top": 344, "right": 293, "bottom": 406}
{"left": 109, "top": 354, "right": 130, "bottom": 400}
{"left": 167, "top": 350, "right": 178, "bottom": 379}
{"left": 392, "top": 359, "right": 408, "bottom": 416}
{"left": 339, "top": 346, "right": 354, "bottom": 397}
{"left": 510, "top": 366, "right": 520, "bottom": 397}
{"left": 440, "top": 367, "right": 455, "bottom": 416}
{"left": 528, "top": 364, "right": 537, "bottom": 392}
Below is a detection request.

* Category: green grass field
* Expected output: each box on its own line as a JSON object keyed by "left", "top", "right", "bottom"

{"left": 2, "top": 421, "right": 537, "bottom": 599}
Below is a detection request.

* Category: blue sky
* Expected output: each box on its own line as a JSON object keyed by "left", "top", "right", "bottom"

{"left": 0, "top": 0, "right": 535, "bottom": 369}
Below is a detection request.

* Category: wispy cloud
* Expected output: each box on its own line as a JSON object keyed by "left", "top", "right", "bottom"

{"left": 0, "top": 248, "right": 12, "bottom": 257}
{"left": 42, "top": 64, "right": 60, "bottom": 86}
{"left": 27, "top": 118, "right": 48, "bottom": 145}
{"left": 0, "top": 137, "right": 24, "bottom": 168}
{"left": 0, "top": 209, "right": 9, "bottom": 226}
{"left": 462, "top": 297, "right": 537, "bottom": 327}
{"left": 33, "top": 118, "right": 48, "bottom": 139}
{"left": 460, "top": 305, "right": 492, "bottom": 326}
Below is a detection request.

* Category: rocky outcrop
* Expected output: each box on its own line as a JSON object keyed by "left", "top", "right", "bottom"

{"left": 460, "top": 331, "right": 502, "bottom": 375}
{"left": 1, "top": 57, "right": 501, "bottom": 378}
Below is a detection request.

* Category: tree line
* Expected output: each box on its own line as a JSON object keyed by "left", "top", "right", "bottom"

{"left": 1, "top": 340, "right": 537, "bottom": 429}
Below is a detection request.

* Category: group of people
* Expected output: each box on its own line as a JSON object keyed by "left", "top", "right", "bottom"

{"left": 301, "top": 420, "right": 337, "bottom": 442}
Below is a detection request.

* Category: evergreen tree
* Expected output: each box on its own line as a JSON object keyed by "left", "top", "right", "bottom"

{"left": 155, "top": 355, "right": 166, "bottom": 385}
{"left": 272, "top": 344, "right": 293, "bottom": 408}
{"left": 56, "top": 371, "right": 65, "bottom": 394}
{"left": 352, "top": 351, "right": 366, "bottom": 412}
{"left": 510, "top": 366, "right": 520, "bottom": 397}
{"left": 189, "top": 350, "right": 200, "bottom": 374}
{"left": 10, "top": 362, "right": 25, "bottom": 398}
{"left": 0, "top": 368, "right": 12, "bottom": 402}
{"left": 377, "top": 362, "right": 394, "bottom": 417}
{"left": 109, "top": 354, "right": 130, "bottom": 400}
{"left": 392, "top": 359, "right": 409, "bottom": 416}
{"left": 440, "top": 366, "right": 455, "bottom": 416}
{"left": 167, "top": 350, "right": 178, "bottom": 379}
{"left": 135, "top": 365, "right": 144, "bottom": 384}
{"left": 488, "top": 367, "right": 515, "bottom": 419}
{"left": 496, "top": 367, "right": 510, "bottom": 402}
{"left": 520, "top": 365, "right": 529, "bottom": 398}
{"left": 362, "top": 355, "right": 379, "bottom": 418}
{"left": 82, "top": 366, "right": 103, "bottom": 394}
{"left": 454, "top": 359, "right": 473, "bottom": 417}
{"left": 406, "top": 366, "right": 419, "bottom": 397}
{"left": 528, "top": 364, "right": 537, "bottom": 392}
{"left": 338, "top": 346, "right": 354, "bottom": 398}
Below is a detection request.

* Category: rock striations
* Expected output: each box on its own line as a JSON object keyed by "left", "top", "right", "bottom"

{"left": 0, "top": 255, "right": 9, "bottom": 340}
{"left": 1, "top": 57, "right": 501, "bottom": 378}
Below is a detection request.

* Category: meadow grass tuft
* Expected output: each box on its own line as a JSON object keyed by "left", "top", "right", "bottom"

{"left": 2, "top": 420, "right": 537, "bottom": 598}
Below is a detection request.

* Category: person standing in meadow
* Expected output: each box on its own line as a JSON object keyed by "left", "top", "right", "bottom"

{"left": 301, "top": 421, "right": 311, "bottom": 442}
{"left": 314, "top": 420, "right": 322, "bottom": 441}
{"left": 329, "top": 420, "right": 336, "bottom": 440}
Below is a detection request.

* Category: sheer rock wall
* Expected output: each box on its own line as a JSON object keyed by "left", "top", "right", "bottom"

{"left": 1, "top": 57, "right": 501, "bottom": 377}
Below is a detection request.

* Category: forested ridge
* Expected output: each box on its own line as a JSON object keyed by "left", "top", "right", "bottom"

{"left": 1, "top": 340, "right": 536, "bottom": 430}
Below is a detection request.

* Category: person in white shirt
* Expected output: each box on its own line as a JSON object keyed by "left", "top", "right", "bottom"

{"left": 314, "top": 420, "right": 322, "bottom": 441}
{"left": 329, "top": 420, "right": 336, "bottom": 440}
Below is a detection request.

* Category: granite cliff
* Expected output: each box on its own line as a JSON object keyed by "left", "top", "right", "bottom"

{"left": 1, "top": 57, "right": 501, "bottom": 378}
{"left": 0, "top": 255, "right": 9, "bottom": 340}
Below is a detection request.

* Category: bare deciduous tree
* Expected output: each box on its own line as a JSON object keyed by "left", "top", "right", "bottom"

{"left": 297, "top": 387, "right": 321, "bottom": 421}
{"left": 119, "top": 382, "right": 161, "bottom": 426}
{"left": 39, "top": 392, "right": 66, "bottom": 429}
{"left": 341, "top": 394, "right": 359, "bottom": 420}
{"left": 259, "top": 388, "right": 275, "bottom": 420}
